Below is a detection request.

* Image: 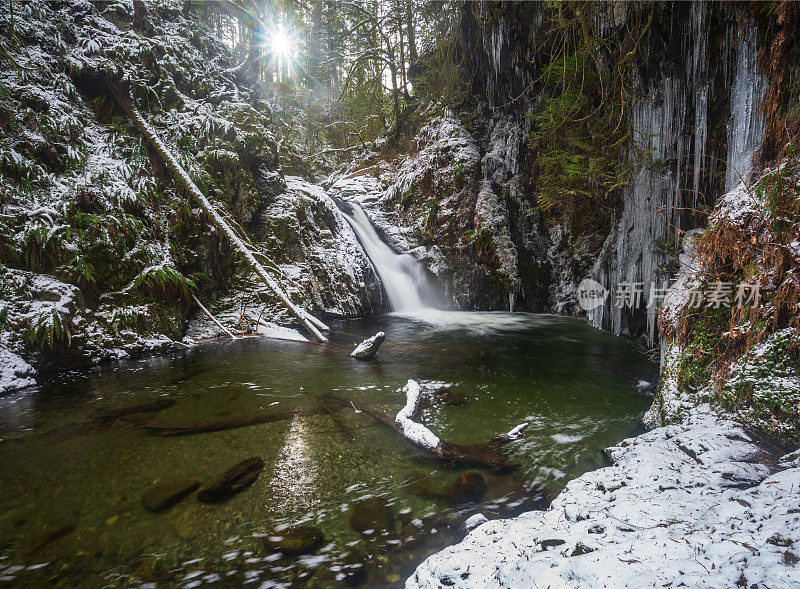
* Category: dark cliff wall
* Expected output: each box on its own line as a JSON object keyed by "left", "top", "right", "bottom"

{"left": 436, "top": 0, "right": 794, "bottom": 347}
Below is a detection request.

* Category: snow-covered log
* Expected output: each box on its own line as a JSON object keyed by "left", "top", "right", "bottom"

{"left": 348, "top": 379, "right": 528, "bottom": 472}
{"left": 106, "top": 84, "right": 328, "bottom": 343}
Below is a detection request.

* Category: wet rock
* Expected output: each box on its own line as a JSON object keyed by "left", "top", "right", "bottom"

{"left": 350, "top": 331, "right": 385, "bottom": 359}
{"left": 449, "top": 471, "right": 487, "bottom": 505}
{"left": 18, "top": 522, "right": 75, "bottom": 557}
{"left": 197, "top": 457, "right": 264, "bottom": 502}
{"left": 142, "top": 478, "right": 200, "bottom": 512}
{"left": 349, "top": 497, "right": 395, "bottom": 534}
{"left": 263, "top": 525, "right": 325, "bottom": 555}
{"left": 400, "top": 518, "right": 425, "bottom": 547}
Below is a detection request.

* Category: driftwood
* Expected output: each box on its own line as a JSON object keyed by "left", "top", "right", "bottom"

{"left": 197, "top": 457, "right": 264, "bottom": 502}
{"left": 347, "top": 381, "right": 527, "bottom": 473}
{"left": 105, "top": 82, "right": 327, "bottom": 343}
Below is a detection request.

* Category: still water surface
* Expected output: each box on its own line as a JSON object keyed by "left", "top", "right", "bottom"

{"left": 0, "top": 313, "right": 654, "bottom": 586}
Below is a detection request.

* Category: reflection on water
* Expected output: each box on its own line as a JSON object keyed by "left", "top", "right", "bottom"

{"left": 0, "top": 313, "right": 655, "bottom": 587}
{"left": 271, "top": 417, "right": 318, "bottom": 513}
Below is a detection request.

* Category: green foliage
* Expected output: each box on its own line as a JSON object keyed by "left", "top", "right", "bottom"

{"left": 529, "top": 54, "right": 629, "bottom": 233}
{"left": 525, "top": 1, "right": 654, "bottom": 234}
{"left": 132, "top": 264, "right": 196, "bottom": 301}
{"left": 27, "top": 309, "right": 71, "bottom": 350}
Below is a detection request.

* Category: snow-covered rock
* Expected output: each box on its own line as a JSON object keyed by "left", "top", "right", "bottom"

{"left": 462, "top": 513, "right": 488, "bottom": 533}
{"left": 0, "top": 346, "right": 36, "bottom": 395}
{"left": 350, "top": 331, "right": 385, "bottom": 359}
{"left": 409, "top": 404, "right": 800, "bottom": 588}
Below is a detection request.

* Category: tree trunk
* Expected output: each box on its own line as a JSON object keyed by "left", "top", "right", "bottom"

{"left": 106, "top": 83, "right": 327, "bottom": 342}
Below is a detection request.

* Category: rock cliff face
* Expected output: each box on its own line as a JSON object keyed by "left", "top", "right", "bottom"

{"left": 340, "top": 2, "right": 782, "bottom": 348}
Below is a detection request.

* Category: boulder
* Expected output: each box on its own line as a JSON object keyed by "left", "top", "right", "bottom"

{"left": 264, "top": 525, "right": 325, "bottom": 555}
{"left": 449, "top": 471, "right": 487, "bottom": 505}
{"left": 142, "top": 479, "right": 200, "bottom": 512}
{"left": 349, "top": 497, "right": 394, "bottom": 534}
{"left": 350, "top": 332, "right": 385, "bottom": 359}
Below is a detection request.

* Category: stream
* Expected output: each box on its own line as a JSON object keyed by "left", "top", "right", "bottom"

{"left": 0, "top": 313, "right": 654, "bottom": 587}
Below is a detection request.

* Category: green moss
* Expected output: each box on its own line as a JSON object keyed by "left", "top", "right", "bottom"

{"left": 674, "top": 306, "right": 730, "bottom": 394}
{"left": 719, "top": 329, "right": 800, "bottom": 446}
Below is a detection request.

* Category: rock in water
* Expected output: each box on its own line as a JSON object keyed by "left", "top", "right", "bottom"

{"left": 142, "top": 479, "right": 201, "bottom": 512}
{"left": 263, "top": 525, "right": 325, "bottom": 555}
{"left": 197, "top": 457, "right": 264, "bottom": 502}
{"left": 349, "top": 496, "right": 395, "bottom": 533}
{"left": 449, "top": 471, "right": 487, "bottom": 505}
{"left": 18, "top": 522, "right": 75, "bottom": 557}
{"left": 350, "top": 331, "right": 385, "bottom": 359}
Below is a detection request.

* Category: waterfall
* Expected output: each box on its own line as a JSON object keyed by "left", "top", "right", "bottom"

{"left": 339, "top": 203, "right": 437, "bottom": 313}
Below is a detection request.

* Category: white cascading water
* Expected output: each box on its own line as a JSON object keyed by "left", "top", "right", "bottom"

{"left": 339, "top": 198, "right": 536, "bottom": 334}
{"left": 339, "top": 203, "right": 437, "bottom": 313}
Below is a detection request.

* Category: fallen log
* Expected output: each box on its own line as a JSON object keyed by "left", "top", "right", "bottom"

{"left": 197, "top": 457, "right": 264, "bottom": 502}
{"left": 191, "top": 293, "right": 238, "bottom": 339}
{"left": 349, "top": 380, "right": 528, "bottom": 472}
{"left": 94, "top": 398, "right": 176, "bottom": 422}
{"left": 104, "top": 82, "right": 327, "bottom": 343}
{"left": 136, "top": 396, "right": 395, "bottom": 437}
{"left": 320, "top": 401, "right": 355, "bottom": 440}
{"left": 138, "top": 409, "right": 316, "bottom": 436}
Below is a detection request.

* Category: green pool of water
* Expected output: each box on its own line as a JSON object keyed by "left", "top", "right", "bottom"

{"left": 0, "top": 313, "right": 655, "bottom": 587}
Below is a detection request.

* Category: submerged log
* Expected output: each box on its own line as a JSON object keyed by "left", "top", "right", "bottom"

{"left": 94, "top": 398, "right": 176, "bottom": 422}
{"left": 320, "top": 401, "right": 355, "bottom": 440}
{"left": 139, "top": 410, "right": 315, "bottom": 437}
{"left": 349, "top": 380, "right": 528, "bottom": 472}
{"left": 197, "top": 457, "right": 265, "bottom": 502}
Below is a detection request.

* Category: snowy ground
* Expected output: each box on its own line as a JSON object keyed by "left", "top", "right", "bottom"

{"left": 408, "top": 404, "right": 800, "bottom": 588}
{"left": 0, "top": 345, "right": 36, "bottom": 395}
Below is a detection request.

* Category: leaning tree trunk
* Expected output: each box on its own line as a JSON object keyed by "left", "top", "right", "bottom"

{"left": 106, "top": 83, "right": 327, "bottom": 342}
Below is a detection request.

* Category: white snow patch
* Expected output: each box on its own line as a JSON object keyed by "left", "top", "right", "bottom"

{"left": 462, "top": 514, "right": 489, "bottom": 532}
{"left": 255, "top": 322, "right": 308, "bottom": 342}
{"left": 0, "top": 345, "right": 36, "bottom": 394}
{"left": 408, "top": 405, "right": 799, "bottom": 588}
